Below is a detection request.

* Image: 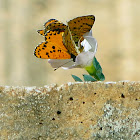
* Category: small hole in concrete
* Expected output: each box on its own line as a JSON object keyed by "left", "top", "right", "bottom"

{"left": 69, "top": 97, "right": 73, "bottom": 101}
{"left": 93, "top": 102, "right": 95, "bottom": 105}
{"left": 99, "top": 127, "right": 102, "bottom": 130}
{"left": 39, "top": 120, "right": 43, "bottom": 125}
{"left": 52, "top": 118, "right": 55, "bottom": 120}
{"left": 83, "top": 102, "right": 85, "bottom": 104}
{"left": 121, "top": 93, "right": 125, "bottom": 98}
{"left": 57, "top": 111, "right": 61, "bottom": 115}
{"left": 81, "top": 122, "right": 83, "bottom": 123}
{"left": 94, "top": 93, "right": 97, "bottom": 95}
{"left": 135, "top": 98, "right": 138, "bottom": 101}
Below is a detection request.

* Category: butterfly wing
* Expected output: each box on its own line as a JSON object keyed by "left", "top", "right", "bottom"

{"left": 37, "top": 19, "right": 60, "bottom": 36}
{"left": 68, "top": 15, "right": 95, "bottom": 46}
{"left": 44, "top": 19, "right": 59, "bottom": 28}
{"left": 62, "top": 15, "right": 95, "bottom": 56}
{"left": 45, "top": 30, "right": 68, "bottom": 52}
{"left": 62, "top": 26, "right": 79, "bottom": 56}
{"left": 37, "top": 19, "right": 67, "bottom": 36}
{"left": 37, "top": 30, "right": 45, "bottom": 36}
{"left": 45, "top": 22, "right": 67, "bottom": 32}
{"left": 37, "top": 19, "right": 58, "bottom": 36}
{"left": 34, "top": 30, "right": 71, "bottom": 59}
{"left": 34, "top": 41, "right": 71, "bottom": 59}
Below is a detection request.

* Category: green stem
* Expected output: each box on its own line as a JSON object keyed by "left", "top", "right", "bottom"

{"left": 85, "top": 63, "right": 100, "bottom": 81}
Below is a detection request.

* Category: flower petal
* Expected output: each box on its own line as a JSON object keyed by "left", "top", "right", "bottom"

{"left": 48, "top": 59, "right": 74, "bottom": 69}
{"left": 75, "top": 51, "right": 95, "bottom": 67}
{"left": 72, "top": 30, "right": 98, "bottom": 68}
{"left": 81, "top": 30, "right": 97, "bottom": 53}
{"left": 82, "top": 36, "right": 97, "bottom": 53}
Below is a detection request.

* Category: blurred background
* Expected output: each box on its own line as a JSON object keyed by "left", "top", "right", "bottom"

{"left": 0, "top": 0, "right": 140, "bottom": 86}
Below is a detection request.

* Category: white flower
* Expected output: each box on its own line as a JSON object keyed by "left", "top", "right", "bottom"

{"left": 48, "top": 30, "right": 97, "bottom": 69}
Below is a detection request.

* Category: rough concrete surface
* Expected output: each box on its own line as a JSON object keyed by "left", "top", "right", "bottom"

{"left": 0, "top": 81, "right": 140, "bottom": 140}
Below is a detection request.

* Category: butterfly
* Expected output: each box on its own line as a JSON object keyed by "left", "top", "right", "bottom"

{"left": 34, "top": 15, "right": 95, "bottom": 60}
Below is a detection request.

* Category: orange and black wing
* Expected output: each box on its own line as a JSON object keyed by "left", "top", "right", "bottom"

{"left": 63, "top": 27, "right": 78, "bottom": 56}
{"left": 34, "top": 30, "right": 71, "bottom": 59}
{"left": 34, "top": 41, "right": 71, "bottom": 59}
{"left": 37, "top": 19, "right": 66, "bottom": 36}
{"left": 68, "top": 15, "right": 95, "bottom": 45}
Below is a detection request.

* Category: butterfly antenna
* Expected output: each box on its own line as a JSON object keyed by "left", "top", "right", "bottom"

{"left": 54, "top": 59, "right": 73, "bottom": 71}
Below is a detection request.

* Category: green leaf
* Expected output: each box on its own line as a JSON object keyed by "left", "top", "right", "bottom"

{"left": 93, "top": 57, "right": 102, "bottom": 73}
{"left": 92, "top": 57, "right": 105, "bottom": 81}
{"left": 96, "top": 72, "right": 105, "bottom": 81}
{"left": 83, "top": 74, "right": 97, "bottom": 82}
{"left": 71, "top": 75, "right": 83, "bottom": 82}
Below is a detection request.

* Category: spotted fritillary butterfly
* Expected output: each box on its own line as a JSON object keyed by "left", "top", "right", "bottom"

{"left": 34, "top": 15, "right": 95, "bottom": 60}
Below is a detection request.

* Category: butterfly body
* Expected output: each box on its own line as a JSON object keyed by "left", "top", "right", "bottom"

{"left": 34, "top": 15, "right": 95, "bottom": 60}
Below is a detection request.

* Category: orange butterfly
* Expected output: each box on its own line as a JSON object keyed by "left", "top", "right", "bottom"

{"left": 34, "top": 15, "right": 95, "bottom": 60}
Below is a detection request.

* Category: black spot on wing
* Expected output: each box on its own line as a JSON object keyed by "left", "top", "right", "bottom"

{"left": 52, "top": 46, "right": 55, "bottom": 49}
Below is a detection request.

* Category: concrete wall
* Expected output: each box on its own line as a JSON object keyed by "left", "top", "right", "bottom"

{"left": 1, "top": 0, "right": 140, "bottom": 86}
{"left": 0, "top": 81, "right": 140, "bottom": 139}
